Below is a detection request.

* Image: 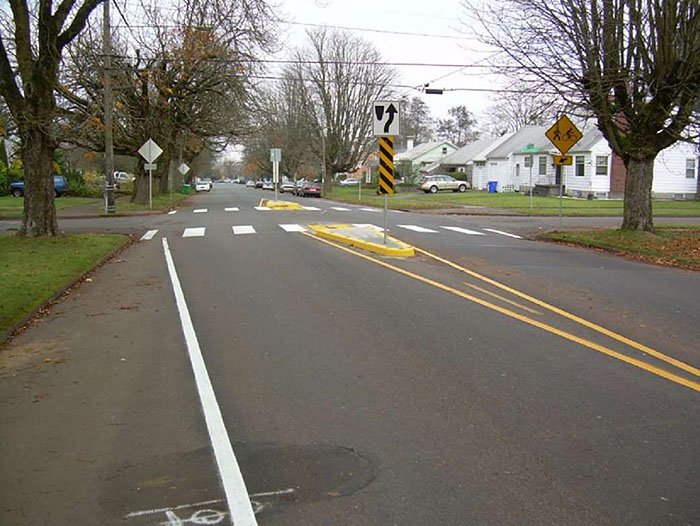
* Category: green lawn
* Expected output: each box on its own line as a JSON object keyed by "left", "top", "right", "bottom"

{"left": 326, "top": 187, "right": 700, "bottom": 216}
{"left": 0, "top": 196, "right": 101, "bottom": 217}
{"left": 109, "top": 192, "right": 189, "bottom": 212}
{"left": 538, "top": 228, "right": 700, "bottom": 269}
{"left": 0, "top": 233, "right": 128, "bottom": 335}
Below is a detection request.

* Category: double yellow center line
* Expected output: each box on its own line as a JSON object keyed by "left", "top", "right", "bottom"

{"left": 303, "top": 232, "right": 700, "bottom": 393}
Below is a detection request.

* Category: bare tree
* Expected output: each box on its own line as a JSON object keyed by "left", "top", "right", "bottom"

{"left": 292, "top": 29, "right": 398, "bottom": 193}
{"left": 483, "top": 90, "right": 560, "bottom": 136}
{"left": 0, "top": 0, "right": 103, "bottom": 236}
{"left": 463, "top": 0, "right": 700, "bottom": 231}
{"left": 399, "top": 96, "right": 435, "bottom": 147}
{"left": 436, "top": 105, "right": 480, "bottom": 146}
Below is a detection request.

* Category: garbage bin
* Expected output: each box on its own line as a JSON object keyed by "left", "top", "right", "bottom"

{"left": 487, "top": 181, "right": 498, "bottom": 193}
{"left": 182, "top": 183, "right": 190, "bottom": 195}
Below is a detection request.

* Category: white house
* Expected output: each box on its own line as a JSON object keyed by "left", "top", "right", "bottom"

{"left": 394, "top": 141, "right": 458, "bottom": 180}
{"left": 424, "top": 136, "right": 509, "bottom": 187}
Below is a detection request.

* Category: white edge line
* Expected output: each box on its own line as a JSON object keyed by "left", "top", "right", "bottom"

{"left": 484, "top": 228, "right": 523, "bottom": 239}
{"left": 162, "top": 238, "right": 257, "bottom": 526}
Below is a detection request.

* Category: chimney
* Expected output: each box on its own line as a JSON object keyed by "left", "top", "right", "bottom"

{"left": 407, "top": 138, "right": 414, "bottom": 151}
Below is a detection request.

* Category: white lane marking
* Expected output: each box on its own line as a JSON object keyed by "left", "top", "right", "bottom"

{"left": 397, "top": 224, "right": 439, "bottom": 233}
{"left": 360, "top": 208, "right": 380, "bottom": 212}
{"left": 279, "top": 224, "right": 307, "bottom": 232}
{"left": 302, "top": 206, "right": 321, "bottom": 211}
{"left": 183, "top": 227, "right": 206, "bottom": 238}
{"left": 254, "top": 206, "right": 271, "bottom": 211}
{"left": 352, "top": 223, "right": 385, "bottom": 231}
{"left": 484, "top": 228, "right": 523, "bottom": 239}
{"left": 168, "top": 210, "right": 177, "bottom": 215}
{"left": 331, "top": 207, "right": 351, "bottom": 211}
{"left": 232, "top": 225, "right": 256, "bottom": 235}
{"left": 162, "top": 238, "right": 257, "bottom": 526}
{"left": 140, "top": 229, "right": 158, "bottom": 241}
{"left": 224, "top": 207, "right": 240, "bottom": 212}
{"left": 194, "top": 208, "right": 208, "bottom": 213}
{"left": 441, "top": 226, "right": 486, "bottom": 236}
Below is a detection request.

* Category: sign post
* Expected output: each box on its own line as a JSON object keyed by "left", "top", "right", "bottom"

{"left": 177, "top": 163, "right": 190, "bottom": 200}
{"left": 521, "top": 144, "right": 539, "bottom": 215}
{"left": 270, "top": 148, "right": 281, "bottom": 201}
{"left": 138, "top": 139, "right": 163, "bottom": 210}
{"left": 545, "top": 115, "right": 582, "bottom": 227}
{"left": 373, "top": 101, "right": 400, "bottom": 245}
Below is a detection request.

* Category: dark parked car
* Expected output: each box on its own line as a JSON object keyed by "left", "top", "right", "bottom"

{"left": 10, "top": 175, "right": 67, "bottom": 197}
{"left": 297, "top": 180, "right": 322, "bottom": 197}
{"left": 255, "top": 180, "right": 264, "bottom": 189}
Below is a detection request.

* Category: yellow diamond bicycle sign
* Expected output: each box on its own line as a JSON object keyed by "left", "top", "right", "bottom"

{"left": 546, "top": 115, "right": 582, "bottom": 155}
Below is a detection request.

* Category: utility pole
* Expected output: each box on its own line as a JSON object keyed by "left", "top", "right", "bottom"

{"left": 103, "top": 0, "right": 115, "bottom": 214}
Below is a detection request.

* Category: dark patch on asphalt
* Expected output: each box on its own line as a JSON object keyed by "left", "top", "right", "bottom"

{"left": 103, "top": 442, "right": 375, "bottom": 523}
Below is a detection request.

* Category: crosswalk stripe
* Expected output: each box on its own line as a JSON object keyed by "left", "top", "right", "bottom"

{"left": 167, "top": 210, "right": 177, "bottom": 215}
{"left": 279, "top": 224, "right": 308, "bottom": 232}
{"left": 302, "top": 206, "right": 321, "bottom": 211}
{"left": 484, "top": 228, "right": 523, "bottom": 239}
{"left": 397, "top": 224, "right": 439, "bottom": 233}
{"left": 194, "top": 208, "right": 208, "bottom": 213}
{"left": 183, "top": 227, "right": 206, "bottom": 238}
{"left": 224, "top": 207, "right": 239, "bottom": 212}
{"left": 331, "top": 207, "right": 351, "bottom": 211}
{"left": 140, "top": 229, "right": 158, "bottom": 241}
{"left": 360, "top": 208, "right": 380, "bottom": 212}
{"left": 254, "top": 206, "right": 271, "bottom": 211}
{"left": 232, "top": 225, "right": 256, "bottom": 235}
{"left": 441, "top": 226, "right": 486, "bottom": 236}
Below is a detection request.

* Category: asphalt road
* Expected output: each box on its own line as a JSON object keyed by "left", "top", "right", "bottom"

{"left": 1, "top": 184, "right": 698, "bottom": 525}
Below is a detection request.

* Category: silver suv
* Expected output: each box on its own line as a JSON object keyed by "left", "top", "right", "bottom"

{"left": 420, "top": 175, "right": 469, "bottom": 194}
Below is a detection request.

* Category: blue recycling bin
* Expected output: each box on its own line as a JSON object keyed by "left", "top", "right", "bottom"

{"left": 487, "top": 181, "right": 498, "bottom": 193}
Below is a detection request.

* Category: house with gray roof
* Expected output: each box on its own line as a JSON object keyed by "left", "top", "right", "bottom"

{"left": 424, "top": 137, "right": 507, "bottom": 186}
{"left": 394, "top": 141, "right": 457, "bottom": 181}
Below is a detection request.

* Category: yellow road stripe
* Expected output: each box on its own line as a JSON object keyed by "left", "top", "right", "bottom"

{"left": 463, "top": 282, "right": 542, "bottom": 315}
{"left": 303, "top": 232, "right": 700, "bottom": 393}
{"left": 415, "top": 247, "right": 700, "bottom": 379}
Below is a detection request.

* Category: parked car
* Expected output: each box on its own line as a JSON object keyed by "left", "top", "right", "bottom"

{"left": 339, "top": 177, "right": 360, "bottom": 187}
{"left": 246, "top": 180, "right": 255, "bottom": 188}
{"left": 195, "top": 179, "right": 212, "bottom": 192}
{"left": 10, "top": 175, "right": 67, "bottom": 197}
{"left": 255, "top": 180, "right": 264, "bottom": 189}
{"left": 279, "top": 181, "right": 295, "bottom": 193}
{"left": 262, "top": 180, "right": 274, "bottom": 191}
{"left": 297, "top": 180, "right": 322, "bottom": 197}
{"left": 420, "top": 175, "right": 468, "bottom": 194}
{"left": 292, "top": 179, "right": 307, "bottom": 195}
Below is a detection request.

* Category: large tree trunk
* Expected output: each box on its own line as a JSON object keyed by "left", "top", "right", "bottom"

{"left": 621, "top": 156, "right": 655, "bottom": 231}
{"left": 19, "top": 123, "right": 58, "bottom": 237}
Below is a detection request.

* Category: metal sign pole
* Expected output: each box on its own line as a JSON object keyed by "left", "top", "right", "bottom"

{"left": 559, "top": 168, "right": 564, "bottom": 228}
{"left": 149, "top": 167, "right": 153, "bottom": 210}
{"left": 529, "top": 160, "right": 533, "bottom": 216}
{"left": 383, "top": 194, "right": 388, "bottom": 245}
{"left": 274, "top": 162, "right": 278, "bottom": 201}
{"left": 359, "top": 175, "right": 362, "bottom": 200}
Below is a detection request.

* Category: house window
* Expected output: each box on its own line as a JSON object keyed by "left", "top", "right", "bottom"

{"left": 442, "top": 147, "right": 448, "bottom": 155}
{"left": 575, "top": 156, "right": 585, "bottom": 177}
{"left": 686, "top": 158, "right": 697, "bottom": 178}
{"left": 538, "top": 156, "right": 547, "bottom": 175}
{"left": 515, "top": 164, "right": 520, "bottom": 177}
{"left": 524, "top": 156, "right": 532, "bottom": 168}
{"left": 596, "top": 156, "right": 609, "bottom": 176}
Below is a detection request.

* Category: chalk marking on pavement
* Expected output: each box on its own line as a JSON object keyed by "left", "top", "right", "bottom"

{"left": 233, "top": 225, "right": 256, "bottom": 235}
{"left": 194, "top": 208, "right": 208, "bottom": 213}
{"left": 140, "top": 229, "right": 158, "bottom": 241}
{"left": 224, "top": 207, "right": 240, "bottom": 212}
{"left": 483, "top": 228, "right": 523, "bottom": 239}
{"left": 248, "top": 488, "right": 295, "bottom": 498}
{"left": 441, "top": 226, "right": 486, "bottom": 236}
{"left": 168, "top": 210, "right": 177, "bottom": 215}
{"left": 463, "top": 282, "right": 542, "bottom": 315}
{"left": 303, "top": 232, "right": 700, "bottom": 393}
{"left": 162, "top": 238, "right": 257, "bottom": 526}
{"left": 415, "top": 247, "right": 700, "bottom": 380}
{"left": 397, "top": 224, "right": 439, "bottom": 233}
{"left": 126, "top": 499, "right": 225, "bottom": 518}
{"left": 279, "top": 224, "right": 307, "bottom": 232}
{"left": 183, "top": 227, "right": 206, "bottom": 238}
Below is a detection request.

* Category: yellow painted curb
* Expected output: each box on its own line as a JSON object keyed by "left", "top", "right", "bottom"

{"left": 308, "top": 223, "right": 415, "bottom": 257}
{"left": 260, "top": 199, "right": 304, "bottom": 211}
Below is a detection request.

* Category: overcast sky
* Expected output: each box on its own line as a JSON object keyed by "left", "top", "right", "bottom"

{"left": 271, "top": 0, "right": 502, "bottom": 126}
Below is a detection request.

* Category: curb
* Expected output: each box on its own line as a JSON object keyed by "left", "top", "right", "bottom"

{"left": 0, "top": 234, "right": 135, "bottom": 346}
{"left": 308, "top": 223, "right": 415, "bottom": 257}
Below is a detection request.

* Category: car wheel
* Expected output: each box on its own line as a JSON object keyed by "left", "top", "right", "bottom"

{"left": 12, "top": 188, "right": 23, "bottom": 197}
{"left": 55, "top": 190, "right": 62, "bottom": 197}
{"left": 458, "top": 184, "right": 467, "bottom": 193}
{"left": 430, "top": 185, "right": 438, "bottom": 194}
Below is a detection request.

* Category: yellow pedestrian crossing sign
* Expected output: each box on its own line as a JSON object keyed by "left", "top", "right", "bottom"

{"left": 546, "top": 115, "right": 582, "bottom": 155}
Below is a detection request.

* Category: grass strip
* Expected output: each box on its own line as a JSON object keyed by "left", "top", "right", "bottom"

{"left": 0, "top": 233, "right": 128, "bottom": 335}
{"left": 0, "top": 196, "right": 101, "bottom": 217}
{"left": 538, "top": 228, "right": 700, "bottom": 270}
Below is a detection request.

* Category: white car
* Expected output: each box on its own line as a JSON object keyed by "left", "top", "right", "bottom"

{"left": 195, "top": 179, "right": 212, "bottom": 192}
{"left": 339, "top": 178, "right": 360, "bottom": 186}
{"left": 420, "top": 175, "right": 468, "bottom": 194}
